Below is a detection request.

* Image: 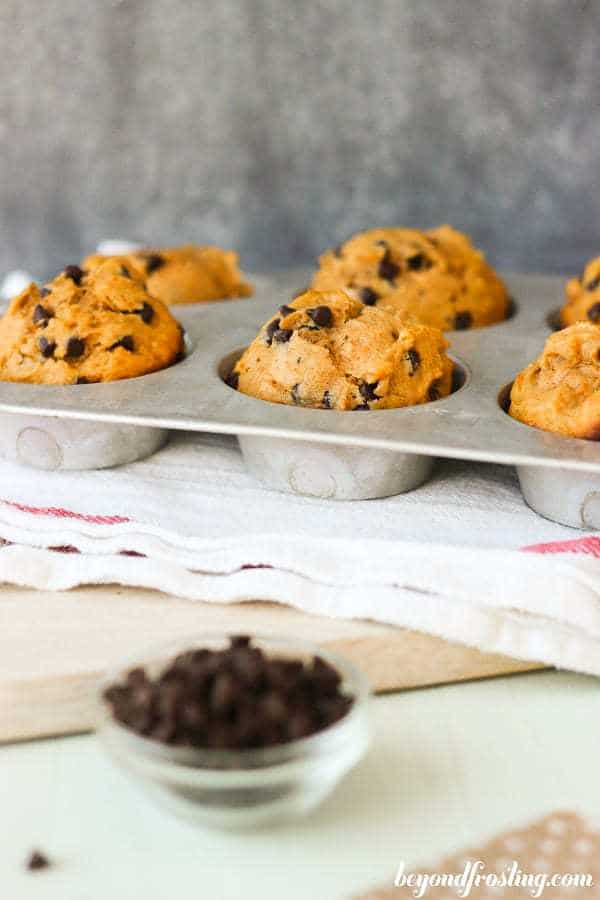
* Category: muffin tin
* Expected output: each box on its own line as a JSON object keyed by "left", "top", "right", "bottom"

{"left": 0, "top": 270, "right": 599, "bottom": 528}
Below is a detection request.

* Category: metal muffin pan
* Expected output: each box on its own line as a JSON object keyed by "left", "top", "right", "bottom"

{"left": 0, "top": 271, "right": 599, "bottom": 527}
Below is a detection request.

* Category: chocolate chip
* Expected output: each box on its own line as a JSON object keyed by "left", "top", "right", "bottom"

{"left": 76, "top": 376, "right": 91, "bottom": 384}
{"left": 586, "top": 276, "right": 600, "bottom": 292}
{"left": 273, "top": 328, "right": 293, "bottom": 343}
{"left": 354, "top": 402, "right": 370, "bottom": 410}
{"left": 139, "top": 302, "right": 154, "bottom": 324}
{"left": 279, "top": 304, "right": 294, "bottom": 316}
{"left": 306, "top": 305, "right": 333, "bottom": 327}
{"left": 359, "top": 287, "right": 379, "bottom": 306}
{"left": 359, "top": 380, "right": 380, "bottom": 402}
{"left": 333, "top": 245, "right": 343, "bottom": 258}
{"left": 322, "top": 390, "right": 332, "bottom": 409}
{"left": 33, "top": 304, "right": 53, "bottom": 326}
{"left": 144, "top": 254, "right": 165, "bottom": 274}
{"left": 108, "top": 335, "right": 135, "bottom": 352}
{"left": 102, "top": 635, "right": 354, "bottom": 751}
{"left": 407, "top": 253, "right": 431, "bottom": 271}
{"left": 454, "top": 311, "right": 473, "bottom": 330}
{"left": 265, "top": 317, "right": 281, "bottom": 345}
{"left": 65, "top": 337, "right": 85, "bottom": 359}
{"left": 406, "top": 348, "right": 421, "bottom": 375}
{"left": 39, "top": 287, "right": 51, "bottom": 298}
{"left": 225, "top": 371, "right": 239, "bottom": 389}
{"left": 38, "top": 337, "right": 56, "bottom": 358}
{"left": 120, "top": 265, "right": 132, "bottom": 278}
{"left": 26, "top": 851, "right": 51, "bottom": 872}
{"left": 587, "top": 302, "right": 600, "bottom": 323}
{"left": 428, "top": 380, "right": 441, "bottom": 401}
{"left": 64, "top": 264, "right": 84, "bottom": 285}
{"left": 375, "top": 239, "right": 389, "bottom": 248}
{"left": 378, "top": 249, "right": 399, "bottom": 282}
{"left": 291, "top": 383, "right": 301, "bottom": 404}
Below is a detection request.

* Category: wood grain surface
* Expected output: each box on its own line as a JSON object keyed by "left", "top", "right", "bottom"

{"left": 0, "top": 585, "right": 544, "bottom": 743}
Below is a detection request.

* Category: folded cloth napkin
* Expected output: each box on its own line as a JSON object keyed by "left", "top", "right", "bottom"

{"left": 1, "top": 431, "right": 600, "bottom": 676}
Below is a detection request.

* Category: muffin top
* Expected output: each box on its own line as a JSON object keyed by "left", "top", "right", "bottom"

{"left": 509, "top": 322, "right": 600, "bottom": 439}
{"left": 561, "top": 257, "right": 600, "bottom": 327}
{"left": 228, "top": 289, "right": 453, "bottom": 411}
{"left": 0, "top": 259, "right": 184, "bottom": 384}
{"left": 311, "top": 225, "right": 509, "bottom": 331}
{"left": 82, "top": 244, "right": 253, "bottom": 305}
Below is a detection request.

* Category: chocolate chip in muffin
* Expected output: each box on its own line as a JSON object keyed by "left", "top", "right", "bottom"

{"left": 322, "top": 390, "right": 332, "bottom": 408}
{"left": 138, "top": 302, "right": 154, "bottom": 324}
{"left": 454, "top": 311, "right": 473, "bottom": 330}
{"left": 279, "top": 304, "right": 294, "bottom": 317}
{"left": 144, "top": 254, "right": 165, "bottom": 274}
{"left": 120, "top": 265, "right": 132, "bottom": 279}
{"left": 306, "top": 305, "right": 333, "bottom": 327}
{"left": 406, "top": 348, "right": 421, "bottom": 375}
{"left": 265, "top": 318, "right": 281, "bottom": 345}
{"left": 64, "top": 264, "right": 84, "bottom": 285}
{"left": 359, "top": 287, "right": 379, "bottom": 306}
{"left": 359, "top": 380, "right": 380, "bottom": 402}
{"left": 108, "top": 335, "right": 135, "bottom": 352}
{"left": 407, "top": 253, "right": 431, "bottom": 271}
{"left": 39, "top": 287, "right": 51, "bottom": 298}
{"left": 587, "top": 302, "right": 600, "bottom": 323}
{"left": 64, "top": 337, "right": 85, "bottom": 359}
{"left": 354, "top": 402, "right": 370, "bottom": 410}
{"left": 378, "top": 249, "right": 399, "bottom": 283}
{"left": 291, "top": 383, "right": 302, "bottom": 404}
{"left": 33, "top": 304, "right": 53, "bottom": 327}
{"left": 586, "top": 276, "right": 600, "bottom": 292}
{"left": 273, "top": 328, "right": 293, "bottom": 343}
{"left": 38, "top": 337, "right": 56, "bottom": 359}
{"left": 76, "top": 376, "right": 91, "bottom": 384}
{"left": 333, "top": 245, "right": 343, "bottom": 258}
{"left": 225, "top": 371, "right": 239, "bottom": 390}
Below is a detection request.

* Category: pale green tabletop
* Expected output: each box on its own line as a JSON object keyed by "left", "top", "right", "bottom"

{"left": 3, "top": 670, "right": 599, "bottom": 900}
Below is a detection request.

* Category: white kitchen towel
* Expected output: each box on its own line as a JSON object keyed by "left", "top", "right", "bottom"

{"left": 1, "top": 430, "right": 600, "bottom": 676}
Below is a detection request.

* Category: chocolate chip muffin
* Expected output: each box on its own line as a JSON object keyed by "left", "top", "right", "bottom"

{"left": 560, "top": 257, "right": 600, "bottom": 326}
{"left": 311, "top": 225, "right": 510, "bottom": 331}
{"left": 83, "top": 244, "right": 253, "bottom": 305}
{"left": 509, "top": 322, "right": 600, "bottom": 439}
{"left": 0, "top": 259, "right": 184, "bottom": 384}
{"left": 227, "top": 289, "right": 453, "bottom": 410}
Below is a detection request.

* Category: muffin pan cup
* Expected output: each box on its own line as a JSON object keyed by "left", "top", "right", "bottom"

{"left": 0, "top": 271, "right": 599, "bottom": 526}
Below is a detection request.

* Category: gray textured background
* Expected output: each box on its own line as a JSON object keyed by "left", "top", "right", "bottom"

{"left": 1, "top": 0, "right": 599, "bottom": 279}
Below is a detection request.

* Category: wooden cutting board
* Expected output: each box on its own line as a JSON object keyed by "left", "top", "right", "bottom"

{"left": 0, "top": 584, "right": 544, "bottom": 743}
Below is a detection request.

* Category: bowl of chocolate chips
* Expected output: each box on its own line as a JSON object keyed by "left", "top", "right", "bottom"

{"left": 98, "top": 634, "right": 371, "bottom": 829}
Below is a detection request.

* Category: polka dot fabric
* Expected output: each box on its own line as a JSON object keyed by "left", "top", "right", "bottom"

{"left": 356, "top": 812, "right": 600, "bottom": 899}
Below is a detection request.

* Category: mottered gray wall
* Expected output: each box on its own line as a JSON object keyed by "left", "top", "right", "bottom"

{"left": 1, "top": 0, "right": 598, "bottom": 279}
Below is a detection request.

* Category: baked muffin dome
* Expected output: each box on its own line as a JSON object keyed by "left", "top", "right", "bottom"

{"left": 227, "top": 289, "right": 453, "bottom": 411}
{"left": 82, "top": 244, "right": 253, "bottom": 305}
{"left": 0, "top": 259, "right": 184, "bottom": 385}
{"left": 509, "top": 322, "right": 600, "bottom": 439}
{"left": 311, "top": 225, "right": 510, "bottom": 331}
{"left": 561, "top": 257, "right": 600, "bottom": 327}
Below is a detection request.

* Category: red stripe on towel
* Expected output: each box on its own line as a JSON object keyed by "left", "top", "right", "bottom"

{"left": 0, "top": 499, "right": 130, "bottom": 525}
{"left": 522, "top": 536, "right": 600, "bottom": 557}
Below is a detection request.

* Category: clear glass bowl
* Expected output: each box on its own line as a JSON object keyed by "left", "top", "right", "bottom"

{"left": 96, "top": 633, "right": 371, "bottom": 830}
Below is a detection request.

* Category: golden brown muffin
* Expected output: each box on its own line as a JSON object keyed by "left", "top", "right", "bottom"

{"left": 227, "top": 289, "right": 453, "bottom": 410}
{"left": 311, "top": 225, "right": 510, "bottom": 331}
{"left": 82, "top": 244, "right": 253, "bottom": 305}
{"left": 509, "top": 322, "right": 600, "bottom": 439}
{"left": 560, "top": 257, "right": 600, "bottom": 326}
{"left": 0, "top": 259, "right": 184, "bottom": 385}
